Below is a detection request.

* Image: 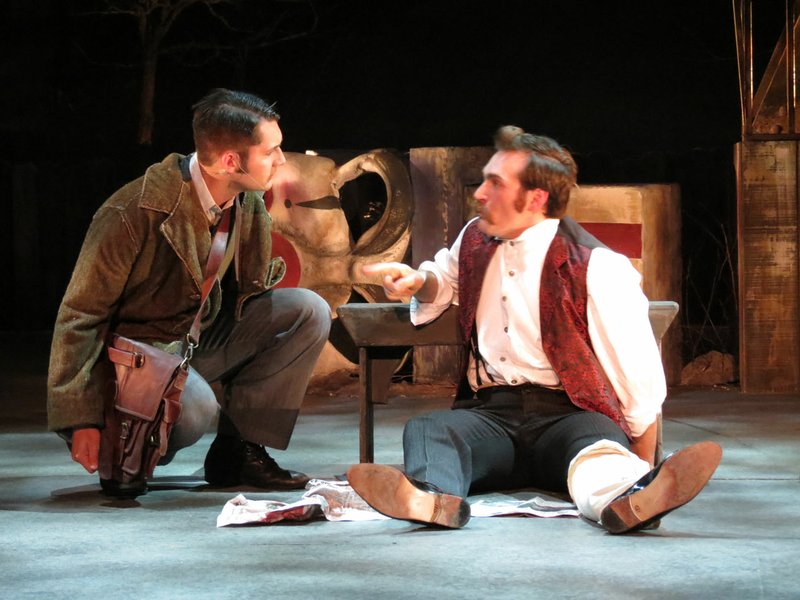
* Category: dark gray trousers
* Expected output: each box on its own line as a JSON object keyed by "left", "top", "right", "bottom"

{"left": 166, "top": 287, "right": 330, "bottom": 457}
{"left": 402, "top": 385, "right": 630, "bottom": 498}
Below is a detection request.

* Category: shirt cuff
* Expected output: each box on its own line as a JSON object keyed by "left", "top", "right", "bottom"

{"left": 624, "top": 410, "right": 660, "bottom": 438}
{"left": 410, "top": 264, "right": 453, "bottom": 325}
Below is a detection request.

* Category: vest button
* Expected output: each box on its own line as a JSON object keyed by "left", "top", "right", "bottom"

{"left": 509, "top": 270, "right": 515, "bottom": 277}
{"left": 500, "top": 356, "right": 506, "bottom": 362}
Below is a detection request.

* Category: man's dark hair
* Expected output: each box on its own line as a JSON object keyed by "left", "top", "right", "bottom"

{"left": 192, "top": 89, "right": 279, "bottom": 165}
{"left": 493, "top": 125, "right": 577, "bottom": 218}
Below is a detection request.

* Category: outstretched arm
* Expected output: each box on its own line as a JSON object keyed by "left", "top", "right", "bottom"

{"left": 362, "top": 262, "right": 439, "bottom": 303}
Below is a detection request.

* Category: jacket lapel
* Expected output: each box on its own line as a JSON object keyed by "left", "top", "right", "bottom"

{"left": 139, "top": 154, "right": 209, "bottom": 292}
{"left": 160, "top": 184, "right": 208, "bottom": 293}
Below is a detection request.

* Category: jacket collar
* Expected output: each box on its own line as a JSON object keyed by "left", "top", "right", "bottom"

{"left": 140, "top": 154, "right": 210, "bottom": 292}
{"left": 137, "top": 154, "right": 193, "bottom": 214}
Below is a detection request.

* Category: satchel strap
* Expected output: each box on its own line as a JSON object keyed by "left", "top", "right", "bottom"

{"left": 187, "top": 201, "right": 233, "bottom": 348}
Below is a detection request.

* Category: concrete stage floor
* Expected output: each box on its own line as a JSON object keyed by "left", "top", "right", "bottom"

{"left": 1, "top": 333, "right": 798, "bottom": 599}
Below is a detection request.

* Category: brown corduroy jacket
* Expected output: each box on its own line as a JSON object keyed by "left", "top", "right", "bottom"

{"left": 47, "top": 153, "right": 285, "bottom": 432}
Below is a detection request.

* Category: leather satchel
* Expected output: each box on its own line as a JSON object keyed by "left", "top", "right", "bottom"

{"left": 98, "top": 206, "right": 232, "bottom": 486}
{"left": 99, "top": 336, "right": 188, "bottom": 483}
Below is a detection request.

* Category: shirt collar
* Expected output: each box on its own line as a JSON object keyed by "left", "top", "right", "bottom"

{"left": 500, "top": 218, "right": 560, "bottom": 244}
{"left": 189, "top": 153, "right": 236, "bottom": 224}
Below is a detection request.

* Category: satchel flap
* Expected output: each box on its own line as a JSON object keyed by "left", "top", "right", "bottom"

{"left": 107, "top": 345, "right": 146, "bottom": 368}
{"left": 108, "top": 334, "right": 184, "bottom": 421}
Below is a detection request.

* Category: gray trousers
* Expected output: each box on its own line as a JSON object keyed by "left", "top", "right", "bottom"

{"left": 403, "top": 385, "right": 630, "bottom": 498}
{"left": 164, "top": 287, "right": 330, "bottom": 459}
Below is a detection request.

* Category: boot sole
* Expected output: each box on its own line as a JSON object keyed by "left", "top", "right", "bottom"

{"left": 601, "top": 440, "right": 722, "bottom": 534}
{"left": 347, "top": 464, "right": 470, "bottom": 529}
{"left": 100, "top": 478, "right": 148, "bottom": 499}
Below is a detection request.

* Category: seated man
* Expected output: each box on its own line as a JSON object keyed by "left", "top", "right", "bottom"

{"left": 348, "top": 126, "right": 721, "bottom": 533}
{"left": 48, "top": 89, "right": 331, "bottom": 497}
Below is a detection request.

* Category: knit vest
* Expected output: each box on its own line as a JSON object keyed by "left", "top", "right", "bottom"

{"left": 457, "top": 217, "right": 632, "bottom": 438}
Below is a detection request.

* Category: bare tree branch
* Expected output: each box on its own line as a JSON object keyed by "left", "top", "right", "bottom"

{"left": 79, "top": 0, "right": 318, "bottom": 145}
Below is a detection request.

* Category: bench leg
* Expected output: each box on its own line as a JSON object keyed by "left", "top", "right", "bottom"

{"left": 358, "top": 347, "right": 409, "bottom": 463}
{"left": 359, "top": 348, "right": 375, "bottom": 463}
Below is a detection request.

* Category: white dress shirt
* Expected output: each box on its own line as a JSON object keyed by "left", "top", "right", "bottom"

{"left": 411, "top": 217, "right": 666, "bottom": 437}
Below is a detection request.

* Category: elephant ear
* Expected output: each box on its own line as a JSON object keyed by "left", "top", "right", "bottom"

{"left": 333, "top": 150, "right": 414, "bottom": 256}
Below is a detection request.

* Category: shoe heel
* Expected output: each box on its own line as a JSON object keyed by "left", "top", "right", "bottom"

{"left": 601, "top": 497, "right": 639, "bottom": 534}
{"left": 432, "top": 494, "right": 471, "bottom": 529}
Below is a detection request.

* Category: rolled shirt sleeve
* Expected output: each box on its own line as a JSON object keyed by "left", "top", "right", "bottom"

{"left": 586, "top": 248, "right": 667, "bottom": 437}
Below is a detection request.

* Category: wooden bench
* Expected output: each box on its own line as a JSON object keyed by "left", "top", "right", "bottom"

{"left": 336, "top": 301, "right": 679, "bottom": 464}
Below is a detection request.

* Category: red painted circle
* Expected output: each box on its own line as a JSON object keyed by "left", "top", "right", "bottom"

{"left": 270, "top": 231, "right": 302, "bottom": 288}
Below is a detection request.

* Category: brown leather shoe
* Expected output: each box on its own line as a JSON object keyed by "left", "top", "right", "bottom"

{"left": 600, "top": 440, "right": 722, "bottom": 534}
{"left": 347, "top": 463, "right": 470, "bottom": 529}
{"left": 204, "top": 436, "right": 309, "bottom": 490}
{"left": 240, "top": 442, "right": 310, "bottom": 490}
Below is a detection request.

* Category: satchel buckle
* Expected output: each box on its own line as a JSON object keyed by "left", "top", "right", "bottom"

{"left": 181, "top": 334, "right": 197, "bottom": 369}
{"left": 133, "top": 352, "right": 145, "bottom": 368}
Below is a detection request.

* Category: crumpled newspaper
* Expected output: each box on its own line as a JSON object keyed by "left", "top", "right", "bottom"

{"left": 468, "top": 493, "right": 579, "bottom": 518}
{"left": 216, "top": 479, "right": 578, "bottom": 527}
{"left": 217, "top": 479, "right": 388, "bottom": 527}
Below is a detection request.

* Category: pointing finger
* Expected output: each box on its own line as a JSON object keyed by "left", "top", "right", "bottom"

{"left": 362, "top": 262, "right": 403, "bottom": 279}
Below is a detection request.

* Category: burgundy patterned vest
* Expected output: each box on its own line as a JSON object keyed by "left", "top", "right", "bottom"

{"left": 457, "top": 217, "right": 632, "bottom": 438}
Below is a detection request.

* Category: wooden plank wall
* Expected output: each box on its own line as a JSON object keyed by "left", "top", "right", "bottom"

{"left": 410, "top": 147, "right": 492, "bottom": 383}
{"left": 736, "top": 141, "right": 800, "bottom": 393}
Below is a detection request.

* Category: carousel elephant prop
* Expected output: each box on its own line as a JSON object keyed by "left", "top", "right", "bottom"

{"left": 266, "top": 150, "right": 414, "bottom": 383}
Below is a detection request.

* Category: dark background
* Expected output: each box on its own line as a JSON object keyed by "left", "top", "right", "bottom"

{"left": 0, "top": 0, "right": 788, "bottom": 365}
